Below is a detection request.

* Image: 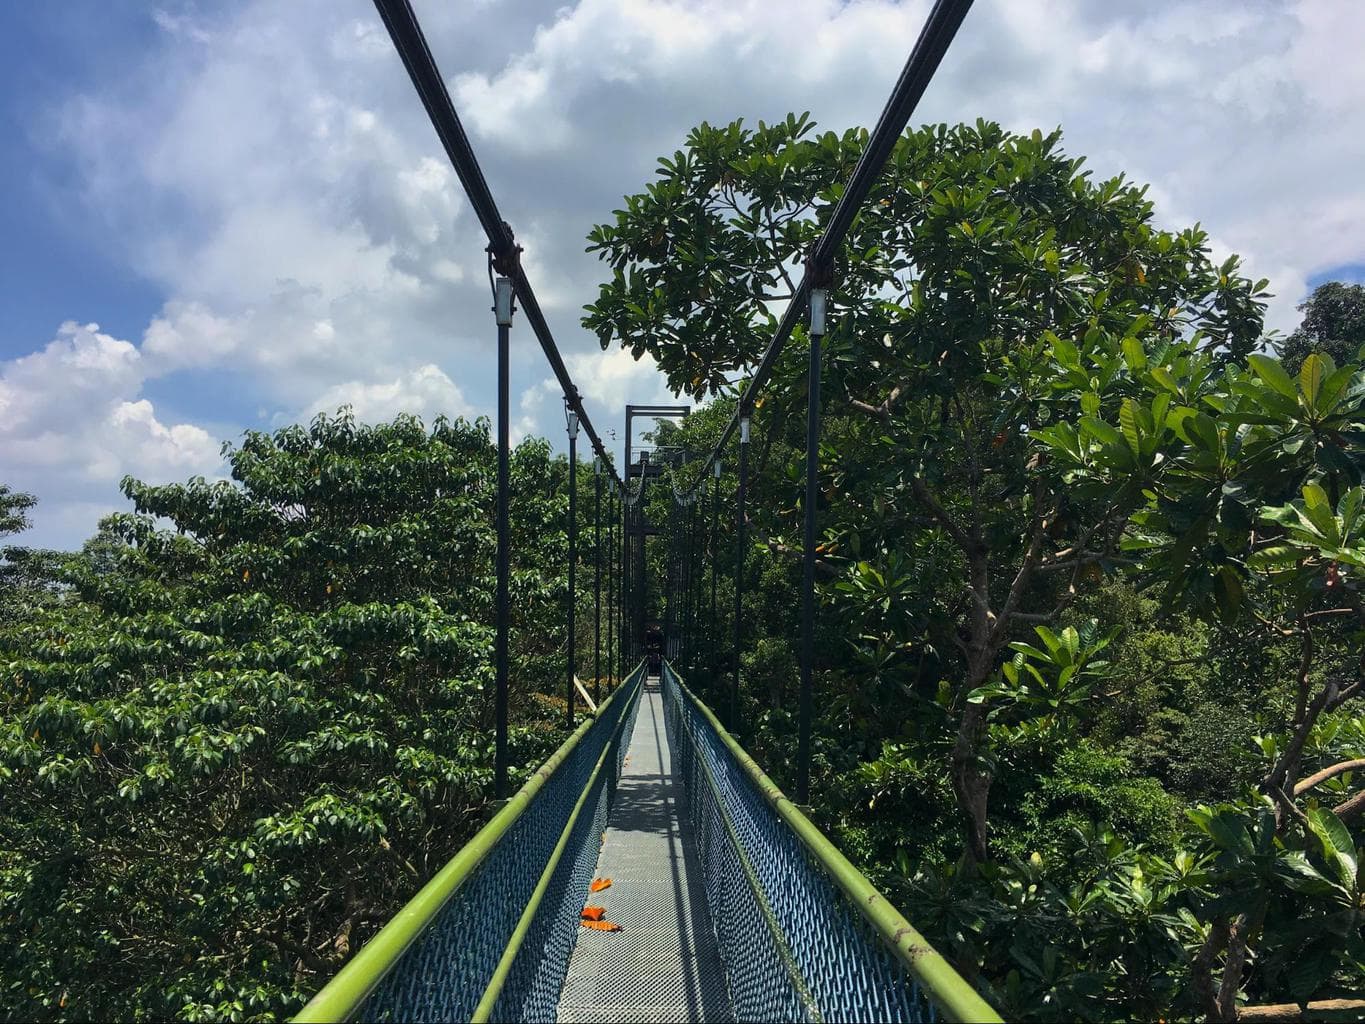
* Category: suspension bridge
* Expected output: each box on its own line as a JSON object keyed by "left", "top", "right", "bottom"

{"left": 295, "top": 0, "right": 1000, "bottom": 1020}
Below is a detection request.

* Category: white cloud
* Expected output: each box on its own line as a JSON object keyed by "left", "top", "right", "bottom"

{"left": 305, "top": 364, "right": 473, "bottom": 423}
{"left": 0, "top": 323, "right": 225, "bottom": 546}
{"left": 566, "top": 347, "right": 676, "bottom": 412}
{"left": 5, "top": 0, "right": 1365, "bottom": 549}
{"left": 106, "top": 400, "right": 220, "bottom": 477}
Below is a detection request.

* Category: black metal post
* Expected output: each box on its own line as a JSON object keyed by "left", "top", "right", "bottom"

{"left": 606, "top": 483, "right": 613, "bottom": 688}
{"left": 625, "top": 503, "right": 632, "bottom": 664}
{"left": 566, "top": 404, "right": 578, "bottom": 728}
{"left": 710, "top": 460, "right": 720, "bottom": 681}
{"left": 636, "top": 501, "right": 647, "bottom": 662}
{"left": 732, "top": 411, "right": 750, "bottom": 733}
{"left": 676, "top": 494, "right": 685, "bottom": 666}
{"left": 606, "top": 480, "right": 611, "bottom": 690}
{"left": 494, "top": 275, "right": 513, "bottom": 798}
{"left": 593, "top": 461, "right": 601, "bottom": 702}
{"left": 686, "top": 489, "right": 698, "bottom": 674}
{"left": 665, "top": 500, "right": 675, "bottom": 661}
{"left": 625, "top": 499, "right": 630, "bottom": 674}
{"left": 798, "top": 289, "right": 827, "bottom": 805}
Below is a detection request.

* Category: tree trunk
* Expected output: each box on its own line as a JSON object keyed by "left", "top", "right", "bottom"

{"left": 953, "top": 648, "right": 996, "bottom": 863}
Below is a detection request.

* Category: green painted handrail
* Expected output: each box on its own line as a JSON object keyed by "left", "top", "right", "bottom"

{"left": 294, "top": 660, "right": 647, "bottom": 1023}
{"left": 470, "top": 669, "right": 640, "bottom": 1020}
{"left": 666, "top": 664, "right": 1002, "bottom": 1024}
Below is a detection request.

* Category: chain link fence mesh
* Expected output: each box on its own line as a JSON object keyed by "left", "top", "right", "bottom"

{"left": 356, "top": 666, "right": 643, "bottom": 1023}
{"left": 661, "top": 664, "right": 938, "bottom": 1024}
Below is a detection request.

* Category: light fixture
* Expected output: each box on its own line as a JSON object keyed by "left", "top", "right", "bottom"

{"left": 809, "top": 288, "right": 828, "bottom": 336}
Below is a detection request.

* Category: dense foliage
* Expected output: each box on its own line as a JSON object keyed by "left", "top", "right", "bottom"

{"left": 2, "top": 115, "right": 1361, "bottom": 1023}
{"left": 588, "top": 117, "right": 1364, "bottom": 1021}
{"left": 1277, "top": 281, "right": 1365, "bottom": 375}
{"left": 0, "top": 413, "right": 603, "bottom": 1021}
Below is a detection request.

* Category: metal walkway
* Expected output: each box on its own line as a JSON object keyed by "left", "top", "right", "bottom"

{"left": 294, "top": 661, "right": 1001, "bottom": 1024}
{"left": 556, "top": 675, "right": 731, "bottom": 1023}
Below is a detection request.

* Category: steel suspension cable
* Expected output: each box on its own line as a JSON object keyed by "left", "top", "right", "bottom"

{"left": 371, "top": 0, "right": 625, "bottom": 483}
{"left": 673, "top": 0, "right": 974, "bottom": 501}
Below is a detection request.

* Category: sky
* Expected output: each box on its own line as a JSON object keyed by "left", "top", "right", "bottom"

{"left": 2, "top": 0, "right": 1363, "bottom": 550}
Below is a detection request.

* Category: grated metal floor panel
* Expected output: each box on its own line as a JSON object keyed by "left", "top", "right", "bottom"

{"left": 556, "top": 676, "right": 733, "bottom": 1023}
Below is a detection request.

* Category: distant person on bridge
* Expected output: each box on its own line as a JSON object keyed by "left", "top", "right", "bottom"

{"left": 644, "top": 623, "right": 663, "bottom": 674}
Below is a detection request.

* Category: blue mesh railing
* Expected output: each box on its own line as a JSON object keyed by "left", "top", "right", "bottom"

{"left": 661, "top": 663, "right": 1001, "bottom": 1024}
{"left": 295, "top": 662, "right": 644, "bottom": 1024}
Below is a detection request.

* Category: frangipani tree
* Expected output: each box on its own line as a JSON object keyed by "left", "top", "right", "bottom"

{"left": 584, "top": 116, "right": 1268, "bottom": 861}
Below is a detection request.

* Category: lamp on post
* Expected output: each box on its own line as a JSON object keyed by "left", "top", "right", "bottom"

{"left": 592, "top": 454, "right": 602, "bottom": 704}
{"left": 798, "top": 286, "right": 828, "bottom": 804}
{"left": 710, "top": 457, "right": 721, "bottom": 683}
{"left": 732, "top": 410, "right": 751, "bottom": 733}
{"left": 565, "top": 399, "right": 580, "bottom": 728}
{"left": 492, "top": 272, "right": 515, "bottom": 798}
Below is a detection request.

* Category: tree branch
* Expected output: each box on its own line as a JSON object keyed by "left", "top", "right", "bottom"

{"left": 1293, "top": 759, "right": 1365, "bottom": 796}
{"left": 763, "top": 214, "right": 798, "bottom": 295}
{"left": 847, "top": 383, "right": 908, "bottom": 424}
{"left": 909, "top": 475, "right": 973, "bottom": 554}
{"left": 1216, "top": 913, "right": 1252, "bottom": 1022}
{"left": 1327, "top": 678, "right": 1363, "bottom": 711}
{"left": 266, "top": 932, "right": 333, "bottom": 976}
{"left": 1191, "top": 919, "right": 1229, "bottom": 1023}
{"left": 762, "top": 537, "right": 843, "bottom": 579}
{"left": 992, "top": 494, "right": 1052, "bottom": 642}
{"left": 1238, "top": 1000, "right": 1365, "bottom": 1022}
{"left": 1332, "top": 786, "right": 1365, "bottom": 822}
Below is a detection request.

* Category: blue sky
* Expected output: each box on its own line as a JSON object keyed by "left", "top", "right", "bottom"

{"left": 3, "top": 0, "right": 1364, "bottom": 550}
{"left": 0, "top": 4, "right": 164, "bottom": 356}
{"left": 1309, "top": 264, "right": 1365, "bottom": 290}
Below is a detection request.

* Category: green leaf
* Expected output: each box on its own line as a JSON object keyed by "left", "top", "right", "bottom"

{"left": 1286, "top": 939, "right": 1343, "bottom": 1003}
{"left": 1150, "top": 366, "right": 1181, "bottom": 395}
{"left": 1249, "top": 354, "right": 1298, "bottom": 400}
{"left": 1052, "top": 333, "right": 1080, "bottom": 369}
{"left": 1247, "top": 544, "right": 1302, "bottom": 570}
{"left": 1279, "top": 850, "right": 1339, "bottom": 897}
{"left": 1060, "top": 626, "right": 1080, "bottom": 662}
{"left": 1315, "top": 364, "right": 1356, "bottom": 415}
{"left": 1081, "top": 416, "right": 1124, "bottom": 451}
{"left": 1302, "top": 483, "right": 1342, "bottom": 545}
{"left": 1214, "top": 566, "right": 1243, "bottom": 622}
{"left": 1307, "top": 806, "right": 1359, "bottom": 891}
{"left": 1175, "top": 411, "right": 1220, "bottom": 454}
{"left": 1119, "top": 399, "right": 1143, "bottom": 457}
{"left": 1034, "top": 626, "right": 1061, "bottom": 656}
{"left": 1299, "top": 352, "right": 1333, "bottom": 410}
{"left": 1121, "top": 336, "right": 1148, "bottom": 372}
{"left": 1340, "top": 486, "right": 1363, "bottom": 538}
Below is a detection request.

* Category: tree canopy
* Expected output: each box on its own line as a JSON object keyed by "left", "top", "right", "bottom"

{"left": 1, "top": 413, "right": 585, "bottom": 1021}
{"left": 587, "top": 117, "right": 1365, "bottom": 1021}
{"left": 1278, "top": 280, "right": 1365, "bottom": 375}
{"left": 2, "top": 115, "right": 1362, "bottom": 1023}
